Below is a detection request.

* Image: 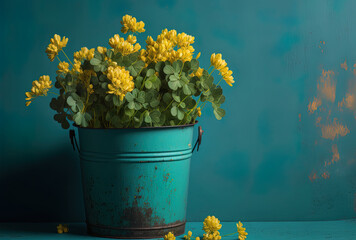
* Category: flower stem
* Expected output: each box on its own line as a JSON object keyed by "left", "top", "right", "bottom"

{"left": 221, "top": 231, "right": 238, "bottom": 237}
{"left": 49, "top": 91, "right": 60, "bottom": 96}
{"left": 61, "top": 49, "right": 74, "bottom": 66}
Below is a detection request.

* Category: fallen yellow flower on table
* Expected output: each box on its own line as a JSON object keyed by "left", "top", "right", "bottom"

{"left": 184, "top": 230, "right": 193, "bottom": 240}
{"left": 203, "top": 216, "right": 222, "bottom": 234}
{"left": 164, "top": 232, "right": 176, "bottom": 240}
{"left": 56, "top": 224, "right": 69, "bottom": 234}
{"left": 236, "top": 221, "right": 248, "bottom": 240}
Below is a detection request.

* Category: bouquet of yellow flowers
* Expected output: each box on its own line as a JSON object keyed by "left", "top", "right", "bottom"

{"left": 25, "top": 15, "right": 235, "bottom": 129}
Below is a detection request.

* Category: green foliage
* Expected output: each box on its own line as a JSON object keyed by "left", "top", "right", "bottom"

{"left": 50, "top": 50, "right": 227, "bottom": 129}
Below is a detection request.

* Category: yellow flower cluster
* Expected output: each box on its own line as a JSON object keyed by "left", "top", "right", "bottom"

{"left": 45, "top": 34, "right": 68, "bottom": 61}
{"left": 210, "top": 53, "right": 234, "bottom": 86}
{"left": 97, "top": 46, "right": 107, "bottom": 54}
{"left": 72, "top": 59, "right": 83, "bottom": 74}
{"left": 74, "top": 47, "right": 95, "bottom": 61}
{"left": 57, "top": 61, "right": 70, "bottom": 74}
{"left": 191, "top": 67, "right": 204, "bottom": 78}
{"left": 140, "top": 29, "right": 195, "bottom": 64}
{"left": 197, "top": 107, "right": 202, "bottom": 117}
{"left": 107, "top": 66, "right": 134, "bottom": 100}
{"left": 57, "top": 224, "right": 69, "bottom": 234}
{"left": 203, "top": 216, "right": 222, "bottom": 233}
{"left": 121, "top": 15, "right": 145, "bottom": 34}
{"left": 203, "top": 231, "right": 221, "bottom": 240}
{"left": 164, "top": 232, "right": 176, "bottom": 240}
{"left": 236, "top": 222, "right": 248, "bottom": 240}
{"left": 25, "top": 75, "right": 52, "bottom": 106}
{"left": 109, "top": 34, "right": 141, "bottom": 56}
{"left": 202, "top": 216, "right": 222, "bottom": 240}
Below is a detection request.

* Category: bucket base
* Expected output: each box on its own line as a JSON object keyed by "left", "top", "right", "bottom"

{"left": 87, "top": 222, "right": 186, "bottom": 239}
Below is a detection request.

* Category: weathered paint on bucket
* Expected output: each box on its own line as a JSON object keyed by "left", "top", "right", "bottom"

{"left": 73, "top": 124, "right": 201, "bottom": 239}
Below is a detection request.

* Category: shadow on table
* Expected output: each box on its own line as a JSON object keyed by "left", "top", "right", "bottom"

{"left": 0, "top": 222, "right": 88, "bottom": 236}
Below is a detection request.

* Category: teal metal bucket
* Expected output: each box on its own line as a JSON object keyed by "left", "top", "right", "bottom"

{"left": 70, "top": 124, "right": 202, "bottom": 239}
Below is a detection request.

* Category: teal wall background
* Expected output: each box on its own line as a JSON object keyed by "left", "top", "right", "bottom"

{"left": 1, "top": 0, "right": 356, "bottom": 222}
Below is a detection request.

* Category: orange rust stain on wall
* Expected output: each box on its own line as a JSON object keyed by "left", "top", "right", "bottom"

{"left": 331, "top": 144, "right": 340, "bottom": 164}
{"left": 317, "top": 70, "right": 336, "bottom": 102}
{"left": 309, "top": 172, "right": 318, "bottom": 182}
{"left": 341, "top": 59, "right": 348, "bottom": 71}
{"left": 308, "top": 97, "right": 322, "bottom": 114}
{"left": 321, "top": 172, "right": 330, "bottom": 179}
{"left": 298, "top": 113, "right": 301, "bottom": 122}
{"left": 321, "top": 118, "right": 350, "bottom": 140}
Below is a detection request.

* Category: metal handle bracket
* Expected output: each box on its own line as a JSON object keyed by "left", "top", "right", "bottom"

{"left": 192, "top": 126, "right": 203, "bottom": 153}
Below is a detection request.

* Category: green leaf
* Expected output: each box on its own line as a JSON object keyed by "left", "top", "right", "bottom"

{"left": 146, "top": 69, "right": 155, "bottom": 77}
{"left": 213, "top": 108, "right": 226, "bottom": 120}
{"left": 171, "top": 106, "right": 178, "bottom": 116}
{"left": 145, "top": 81, "right": 153, "bottom": 89}
{"left": 113, "top": 95, "right": 120, "bottom": 106}
{"left": 190, "top": 59, "right": 199, "bottom": 71}
{"left": 177, "top": 109, "right": 184, "bottom": 120}
{"left": 172, "top": 60, "right": 183, "bottom": 73}
{"left": 128, "top": 65, "right": 137, "bottom": 76}
{"left": 183, "top": 84, "right": 191, "bottom": 95}
{"left": 134, "top": 102, "right": 142, "bottom": 110}
{"left": 163, "top": 92, "right": 172, "bottom": 104}
{"left": 172, "top": 92, "right": 180, "bottom": 102}
{"left": 169, "top": 75, "right": 179, "bottom": 81}
{"left": 150, "top": 99, "right": 160, "bottom": 108}
{"left": 168, "top": 81, "right": 179, "bottom": 90}
{"left": 67, "top": 96, "right": 76, "bottom": 107}
{"left": 125, "top": 108, "right": 135, "bottom": 117}
{"left": 73, "top": 112, "right": 83, "bottom": 125}
{"left": 144, "top": 112, "right": 152, "bottom": 123}
{"left": 125, "top": 92, "right": 135, "bottom": 102}
{"left": 150, "top": 110, "right": 161, "bottom": 123}
{"left": 94, "top": 51, "right": 103, "bottom": 60}
{"left": 90, "top": 58, "right": 102, "bottom": 66}
{"left": 155, "top": 61, "right": 165, "bottom": 72}
{"left": 137, "top": 91, "right": 145, "bottom": 103}
{"left": 163, "top": 65, "right": 175, "bottom": 75}
{"left": 128, "top": 101, "right": 135, "bottom": 109}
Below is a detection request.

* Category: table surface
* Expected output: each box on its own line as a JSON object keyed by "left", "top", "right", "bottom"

{"left": 0, "top": 220, "right": 356, "bottom": 240}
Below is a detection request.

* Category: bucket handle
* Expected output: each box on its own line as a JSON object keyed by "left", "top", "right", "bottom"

{"left": 192, "top": 126, "right": 203, "bottom": 153}
{"left": 69, "top": 129, "right": 80, "bottom": 153}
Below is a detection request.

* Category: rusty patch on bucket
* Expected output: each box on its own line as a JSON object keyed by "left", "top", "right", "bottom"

{"left": 122, "top": 199, "right": 165, "bottom": 227}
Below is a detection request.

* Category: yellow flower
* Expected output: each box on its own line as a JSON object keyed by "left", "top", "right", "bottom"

{"left": 236, "top": 221, "right": 248, "bottom": 240}
{"left": 97, "top": 46, "right": 107, "bottom": 54}
{"left": 210, "top": 53, "right": 227, "bottom": 70}
{"left": 56, "top": 61, "right": 70, "bottom": 74}
{"left": 184, "top": 231, "right": 193, "bottom": 240}
{"left": 196, "top": 237, "right": 200, "bottom": 240}
{"left": 142, "top": 29, "right": 195, "bottom": 64}
{"left": 25, "top": 75, "right": 52, "bottom": 106}
{"left": 72, "top": 59, "right": 83, "bottom": 73}
{"left": 107, "top": 66, "right": 134, "bottom": 100}
{"left": 127, "top": 35, "right": 137, "bottom": 44}
{"left": 56, "top": 224, "right": 69, "bottom": 234}
{"left": 219, "top": 67, "right": 234, "bottom": 86}
{"left": 197, "top": 107, "right": 202, "bottom": 117}
{"left": 202, "top": 231, "right": 221, "bottom": 240}
{"left": 45, "top": 44, "right": 59, "bottom": 62}
{"left": 196, "top": 52, "right": 201, "bottom": 59}
{"left": 45, "top": 34, "right": 68, "bottom": 61}
{"left": 87, "top": 84, "right": 94, "bottom": 95}
{"left": 121, "top": 15, "right": 145, "bottom": 34}
{"left": 191, "top": 67, "right": 204, "bottom": 78}
{"left": 163, "top": 232, "right": 176, "bottom": 240}
{"left": 74, "top": 47, "right": 95, "bottom": 61}
{"left": 79, "top": 70, "right": 96, "bottom": 87}
{"left": 109, "top": 34, "right": 141, "bottom": 56}
{"left": 203, "top": 216, "right": 222, "bottom": 234}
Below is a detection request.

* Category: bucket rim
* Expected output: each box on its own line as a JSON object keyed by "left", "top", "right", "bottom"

{"left": 74, "top": 121, "right": 198, "bottom": 130}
